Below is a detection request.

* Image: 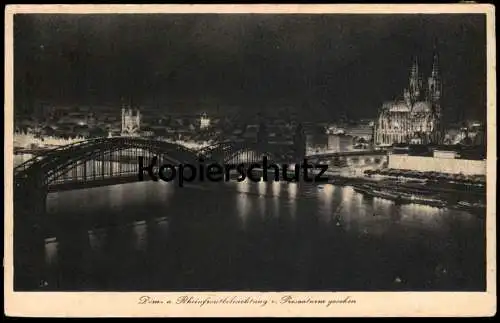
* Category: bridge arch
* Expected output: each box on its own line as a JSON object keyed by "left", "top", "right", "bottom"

{"left": 14, "top": 137, "right": 200, "bottom": 190}
{"left": 198, "top": 141, "right": 281, "bottom": 164}
{"left": 13, "top": 136, "right": 275, "bottom": 290}
{"left": 226, "top": 148, "right": 277, "bottom": 164}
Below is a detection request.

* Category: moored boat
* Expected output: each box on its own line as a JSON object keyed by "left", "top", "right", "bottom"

{"left": 371, "top": 189, "right": 401, "bottom": 202}
{"left": 351, "top": 180, "right": 453, "bottom": 208}
{"left": 396, "top": 192, "right": 447, "bottom": 208}
{"left": 354, "top": 184, "right": 447, "bottom": 208}
{"left": 457, "top": 201, "right": 473, "bottom": 208}
{"left": 352, "top": 184, "right": 371, "bottom": 195}
{"left": 456, "top": 200, "right": 486, "bottom": 213}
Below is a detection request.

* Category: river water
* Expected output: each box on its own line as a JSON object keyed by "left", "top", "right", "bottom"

{"left": 40, "top": 179, "right": 486, "bottom": 291}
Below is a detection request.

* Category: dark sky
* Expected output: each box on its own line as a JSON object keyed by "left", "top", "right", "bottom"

{"left": 14, "top": 14, "right": 486, "bottom": 123}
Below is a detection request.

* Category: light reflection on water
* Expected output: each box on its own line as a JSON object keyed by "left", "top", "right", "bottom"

{"left": 288, "top": 183, "right": 297, "bottom": 219}
{"left": 45, "top": 181, "right": 481, "bottom": 236}
{"left": 132, "top": 220, "right": 148, "bottom": 252}
{"left": 44, "top": 238, "right": 58, "bottom": 266}
{"left": 271, "top": 182, "right": 281, "bottom": 218}
{"left": 236, "top": 193, "right": 250, "bottom": 225}
{"left": 288, "top": 182, "right": 298, "bottom": 199}
{"left": 257, "top": 180, "right": 267, "bottom": 196}
{"left": 316, "top": 184, "right": 333, "bottom": 224}
{"left": 257, "top": 181, "right": 267, "bottom": 217}
{"left": 42, "top": 180, "right": 485, "bottom": 291}
{"left": 271, "top": 181, "right": 281, "bottom": 197}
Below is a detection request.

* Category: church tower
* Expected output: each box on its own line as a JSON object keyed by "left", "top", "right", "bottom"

{"left": 427, "top": 52, "right": 441, "bottom": 116}
{"left": 121, "top": 107, "right": 141, "bottom": 136}
{"left": 409, "top": 57, "right": 423, "bottom": 102}
{"left": 427, "top": 51, "right": 443, "bottom": 144}
{"left": 404, "top": 57, "right": 423, "bottom": 107}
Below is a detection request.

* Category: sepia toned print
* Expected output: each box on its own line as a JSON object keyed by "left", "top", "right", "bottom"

{"left": 4, "top": 4, "right": 496, "bottom": 317}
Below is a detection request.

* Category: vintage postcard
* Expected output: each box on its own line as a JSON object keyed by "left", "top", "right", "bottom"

{"left": 4, "top": 4, "right": 496, "bottom": 317}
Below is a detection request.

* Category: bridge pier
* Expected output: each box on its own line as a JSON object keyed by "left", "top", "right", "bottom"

{"left": 13, "top": 185, "right": 48, "bottom": 290}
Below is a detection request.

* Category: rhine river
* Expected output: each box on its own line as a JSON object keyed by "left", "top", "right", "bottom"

{"left": 40, "top": 179, "right": 486, "bottom": 291}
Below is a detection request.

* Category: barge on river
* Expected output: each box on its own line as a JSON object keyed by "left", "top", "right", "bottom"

{"left": 352, "top": 184, "right": 447, "bottom": 208}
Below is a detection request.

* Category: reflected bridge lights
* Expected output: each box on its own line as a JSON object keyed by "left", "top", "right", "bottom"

{"left": 373, "top": 197, "right": 394, "bottom": 210}
{"left": 341, "top": 186, "right": 355, "bottom": 204}
{"left": 236, "top": 177, "right": 251, "bottom": 191}
{"left": 271, "top": 181, "right": 281, "bottom": 197}
{"left": 318, "top": 183, "right": 334, "bottom": 200}
{"left": 44, "top": 237, "right": 58, "bottom": 266}
{"left": 354, "top": 189, "right": 363, "bottom": 204}
{"left": 132, "top": 220, "right": 148, "bottom": 252}
{"left": 288, "top": 182, "right": 298, "bottom": 200}
{"left": 258, "top": 181, "right": 267, "bottom": 197}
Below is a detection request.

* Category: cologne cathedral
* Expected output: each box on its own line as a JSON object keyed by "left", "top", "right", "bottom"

{"left": 373, "top": 54, "right": 443, "bottom": 146}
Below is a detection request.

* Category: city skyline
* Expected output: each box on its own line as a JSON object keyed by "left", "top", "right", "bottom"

{"left": 15, "top": 14, "right": 486, "bottom": 122}
{"left": 14, "top": 14, "right": 486, "bottom": 123}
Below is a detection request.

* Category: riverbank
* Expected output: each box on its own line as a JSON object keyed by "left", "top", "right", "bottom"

{"left": 48, "top": 167, "right": 485, "bottom": 200}
{"left": 45, "top": 169, "right": 486, "bottom": 223}
{"left": 349, "top": 181, "right": 485, "bottom": 217}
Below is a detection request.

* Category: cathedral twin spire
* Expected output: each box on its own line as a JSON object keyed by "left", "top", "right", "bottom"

{"left": 409, "top": 57, "right": 422, "bottom": 99}
{"left": 431, "top": 53, "right": 440, "bottom": 78}
{"left": 404, "top": 52, "right": 441, "bottom": 109}
{"left": 428, "top": 52, "right": 441, "bottom": 118}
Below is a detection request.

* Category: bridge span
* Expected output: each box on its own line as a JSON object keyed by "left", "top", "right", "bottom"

{"left": 13, "top": 136, "right": 282, "bottom": 289}
{"left": 13, "top": 137, "right": 310, "bottom": 212}
{"left": 12, "top": 136, "right": 390, "bottom": 290}
{"left": 14, "top": 138, "right": 390, "bottom": 212}
{"left": 14, "top": 138, "right": 390, "bottom": 199}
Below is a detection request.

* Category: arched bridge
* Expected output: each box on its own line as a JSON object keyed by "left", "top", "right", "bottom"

{"left": 14, "top": 137, "right": 389, "bottom": 213}
{"left": 197, "top": 140, "right": 287, "bottom": 164}
{"left": 15, "top": 137, "right": 199, "bottom": 189}
{"left": 13, "top": 136, "right": 300, "bottom": 233}
{"left": 13, "top": 136, "right": 292, "bottom": 291}
{"left": 14, "top": 137, "right": 292, "bottom": 196}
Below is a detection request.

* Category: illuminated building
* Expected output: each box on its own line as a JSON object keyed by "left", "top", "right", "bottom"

{"left": 121, "top": 107, "right": 141, "bottom": 136}
{"left": 328, "top": 134, "right": 353, "bottom": 152}
{"left": 200, "top": 113, "right": 211, "bottom": 129}
{"left": 374, "top": 54, "right": 443, "bottom": 147}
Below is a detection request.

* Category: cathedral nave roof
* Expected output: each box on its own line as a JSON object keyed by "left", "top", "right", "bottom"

{"left": 412, "top": 101, "right": 432, "bottom": 113}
